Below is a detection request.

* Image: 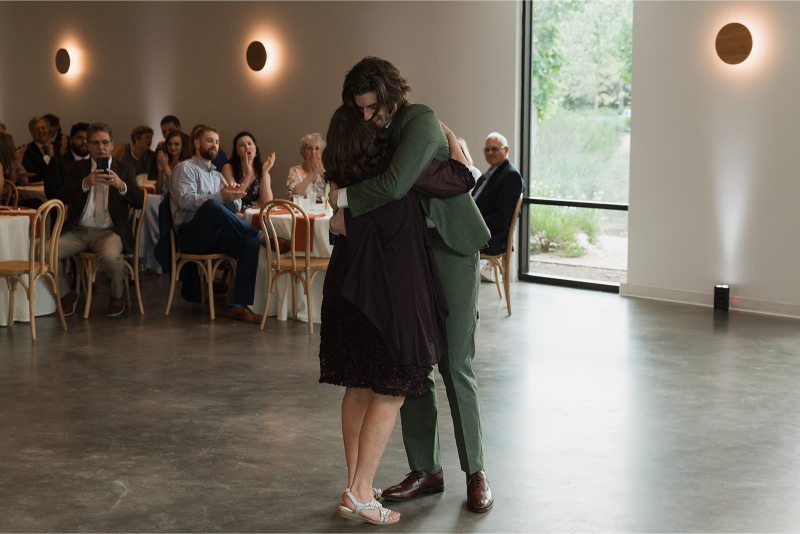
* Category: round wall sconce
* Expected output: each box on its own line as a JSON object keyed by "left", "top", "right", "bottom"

{"left": 55, "top": 48, "right": 71, "bottom": 74}
{"left": 246, "top": 41, "right": 267, "bottom": 71}
{"left": 715, "top": 23, "right": 752, "bottom": 65}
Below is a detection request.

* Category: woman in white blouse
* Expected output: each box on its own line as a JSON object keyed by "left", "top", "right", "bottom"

{"left": 286, "top": 133, "right": 325, "bottom": 200}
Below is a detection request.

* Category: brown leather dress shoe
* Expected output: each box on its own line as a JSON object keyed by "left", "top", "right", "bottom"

{"left": 382, "top": 469, "right": 445, "bottom": 502}
{"left": 466, "top": 469, "right": 493, "bottom": 513}
{"left": 60, "top": 291, "right": 77, "bottom": 317}
{"left": 230, "top": 306, "right": 262, "bottom": 324}
{"left": 106, "top": 296, "right": 125, "bottom": 317}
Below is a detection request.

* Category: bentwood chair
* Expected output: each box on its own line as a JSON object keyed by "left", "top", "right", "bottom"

{"left": 80, "top": 190, "right": 148, "bottom": 317}
{"left": 165, "top": 229, "right": 237, "bottom": 321}
{"left": 0, "top": 199, "right": 67, "bottom": 340}
{"left": 2, "top": 181, "right": 18, "bottom": 207}
{"left": 480, "top": 196, "right": 523, "bottom": 315}
{"left": 258, "top": 200, "right": 329, "bottom": 333}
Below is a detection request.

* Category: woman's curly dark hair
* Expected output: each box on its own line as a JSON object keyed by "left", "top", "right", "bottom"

{"left": 227, "top": 131, "right": 263, "bottom": 184}
{"left": 323, "top": 105, "right": 388, "bottom": 188}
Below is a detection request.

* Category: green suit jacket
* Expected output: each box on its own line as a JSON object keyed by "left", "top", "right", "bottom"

{"left": 345, "top": 103, "right": 490, "bottom": 256}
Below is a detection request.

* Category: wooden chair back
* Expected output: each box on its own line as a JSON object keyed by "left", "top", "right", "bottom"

{"left": 2, "top": 181, "right": 19, "bottom": 207}
{"left": 258, "top": 200, "right": 313, "bottom": 272}
{"left": 31, "top": 199, "right": 66, "bottom": 276}
{"left": 505, "top": 196, "right": 524, "bottom": 255}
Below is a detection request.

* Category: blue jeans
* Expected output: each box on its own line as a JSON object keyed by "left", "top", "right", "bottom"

{"left": 177, "top": 200, "right": 260, "bottom": 306}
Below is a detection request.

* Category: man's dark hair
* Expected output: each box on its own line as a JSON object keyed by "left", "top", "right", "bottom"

{"left": 160, "top": 115, "right": 181, "bottom": 127}
{"left": 323, "top": 105, "right": 388, "bottom": 188}
{"left": 87, "top": 122, "right": 114, "bottom": 142}
{"left": 43, "top": 113, "right": 61, "bottom": 130}
{"left": 342, "top": 56, "right": 411, "bottom": 115}
{"left": 70, "top": 122, "right": 90, "bottom": 138}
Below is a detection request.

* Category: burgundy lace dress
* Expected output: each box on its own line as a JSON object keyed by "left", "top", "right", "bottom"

{"left": 318, "top": 148, "right": 476, "bottom": 397}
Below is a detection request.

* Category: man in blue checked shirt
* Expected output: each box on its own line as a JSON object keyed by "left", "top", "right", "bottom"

{"left": 170, "top": 125, "right": 265, "bottom": 324}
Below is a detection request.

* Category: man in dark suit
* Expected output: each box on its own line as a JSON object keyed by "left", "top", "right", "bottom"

{"left": 64, "top": 122, "right": 90, "bottom": 162}
{"left": 55, "top": 122, "right": 144, "bottom": 317}
{"left": 43, "top": 122, "right": 90, "bottom": 200}
{"left": 21, "top": 116, "right": 62, "bottom": 184}
{"left": 472, "top": 132, "right": 525, "bottom": 257}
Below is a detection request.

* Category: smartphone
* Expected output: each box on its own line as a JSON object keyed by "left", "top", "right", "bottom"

{"left": 96, "top": 157, "right": 110, "bottom": 174}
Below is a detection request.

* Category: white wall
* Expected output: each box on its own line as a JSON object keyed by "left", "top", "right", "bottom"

{"left": 0, "top": 1, "right": 519, "bottom": 200}
{"left": 622, "top": 1, "right": 800, "bottom": 317}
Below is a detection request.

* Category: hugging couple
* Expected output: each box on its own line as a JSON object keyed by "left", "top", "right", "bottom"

{"left": 317, "top": 56, "right": 493, "bottom": 525}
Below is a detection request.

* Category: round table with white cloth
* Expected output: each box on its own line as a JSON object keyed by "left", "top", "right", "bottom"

{"left": 244, "top": 206, "right": 333, "bottom": 323}
{"left": 0, "top": 215, "right": 57, "bottom": 326}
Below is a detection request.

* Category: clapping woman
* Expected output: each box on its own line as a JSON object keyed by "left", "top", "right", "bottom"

{"left": 222, "top": 131, "right": 275, "bottom": 217}
{"left": 155, "top": 130, "right": 192, "bottom": 195}
{"left": 286, "top": 133, "right": 325, "bottom": 200}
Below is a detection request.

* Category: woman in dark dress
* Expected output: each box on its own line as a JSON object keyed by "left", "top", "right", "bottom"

{"left": 319, "top": 105, "right": 474, "bottom": 525}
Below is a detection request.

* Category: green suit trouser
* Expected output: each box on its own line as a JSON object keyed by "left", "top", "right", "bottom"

{"left": 399, "top": 238, "right": 484, "bottom": 475}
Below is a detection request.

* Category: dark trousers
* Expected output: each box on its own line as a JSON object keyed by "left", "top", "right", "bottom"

{"left": 177, "top": 200, "right": 260, "bottom": 306}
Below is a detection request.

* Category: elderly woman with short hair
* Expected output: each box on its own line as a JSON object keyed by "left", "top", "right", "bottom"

{"left": 286, "top": 132, "right": 325, "bottom": 200}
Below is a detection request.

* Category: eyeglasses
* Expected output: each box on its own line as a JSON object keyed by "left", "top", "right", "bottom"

{"left": 89, "top": 140, "right": 112, "bottom": 147}
{"left": 483, "top": 146, "right": 506, "bottom": 154}
{"left": 73, "top": 136, "right": 86, "bottom": 142}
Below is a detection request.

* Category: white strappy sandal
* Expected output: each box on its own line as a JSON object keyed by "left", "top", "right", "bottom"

{"left": 338, "top": 488, "right": 399, "bottom": 525}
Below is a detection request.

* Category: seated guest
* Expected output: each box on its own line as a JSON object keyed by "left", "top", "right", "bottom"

{"left": 189, "top": 124, "right": 228, "bottom": 171}
{"left": 156, "top": 130, "right": 192, "bottom": 195}
{"left": 160, "top": 115, "right": 182, "bottom": 140}
{"left": 221, "top": 131, "right": 275, "bottom": 215}
{"left": 472, "top": 132, "right": 525, "bottom": 256}
{"left": 44, "top": 113, "right": 68, "bottom": 155}
{"left": 157, "top": 115, "right": 182, "bottom": 153}
{"left": 170, "top": 125, "right": 265, "bottom": 324}
{"left": 54, "top": 122, "right": 144, "bottom": 317}
{"left": 111, "top": 125, "right": 158, "bottom": 183}
{"left": 22, "top": 116, "right": 62, "bottom": 184}
{"left": 286, "top": 133, "right": 325, "bottom": 200}
{"left": 0, "top": 132, "right": 28, "bottom": 187}
{"left": 138, "top": 130, "right": 192, "bottom": 273}
{"left": 64, "top": 122, "right": 91, "bottom": 162}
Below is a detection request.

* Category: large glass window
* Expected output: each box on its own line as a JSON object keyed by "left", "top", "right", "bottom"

{"left": 521, "top": 0, "right": 632, "bottom": 291}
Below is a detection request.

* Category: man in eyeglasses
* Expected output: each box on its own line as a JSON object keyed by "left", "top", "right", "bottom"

{"left": 53, "top": 122, "right": 144, "bottom": 317}
{"left": 472, "top": 132, "right": 525, "bottom": 260}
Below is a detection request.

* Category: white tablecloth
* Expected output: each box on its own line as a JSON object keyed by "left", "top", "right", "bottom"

{"left": 0, "top": 216, "right": 57, "bottom": 326}
{"left": 244, "top": 207, "right": 333, "bottom": 323}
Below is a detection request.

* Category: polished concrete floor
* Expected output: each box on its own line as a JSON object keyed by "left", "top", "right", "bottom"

{"left": 2, "top": 274, "right": 800, "bottom": 532}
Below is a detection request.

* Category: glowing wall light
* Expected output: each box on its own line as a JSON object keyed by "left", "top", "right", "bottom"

{"left": 246, "top": 41, "right": 267, "bottom": 71}
{"left": 716, "top": 23, "right": 752, "bottom": 64}
{"left": 245, "top": 31, "right": 282, "bottom": 83}
{"left": 57, "top": 40, "right": 84, "bottom": 85}
{"left": 55, "top": 48, "right": 70, "bottom": 74}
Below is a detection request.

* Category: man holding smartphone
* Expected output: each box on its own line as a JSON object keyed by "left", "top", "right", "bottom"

{"left": 54, "top": 122, "right": 144, "bottom": 317}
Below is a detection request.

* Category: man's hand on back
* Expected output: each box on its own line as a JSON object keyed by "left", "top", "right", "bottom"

{"left": 329, "top": 208, "right": 346, "bottom": 237}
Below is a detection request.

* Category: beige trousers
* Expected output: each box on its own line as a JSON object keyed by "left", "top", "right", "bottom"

{"left": 52, "top": 227, "right": 125, "bottom": 299}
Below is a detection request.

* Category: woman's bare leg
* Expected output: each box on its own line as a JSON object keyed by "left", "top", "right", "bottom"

{"left": 342, "top": 392, "right": 405, "bottom": 523}
{"left": 342, "top": 387, "right": 372, "bottom": 488}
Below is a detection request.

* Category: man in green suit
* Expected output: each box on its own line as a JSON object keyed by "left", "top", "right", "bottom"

{"left": 328, "top": 56, "right": 494, "bottom": 513}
